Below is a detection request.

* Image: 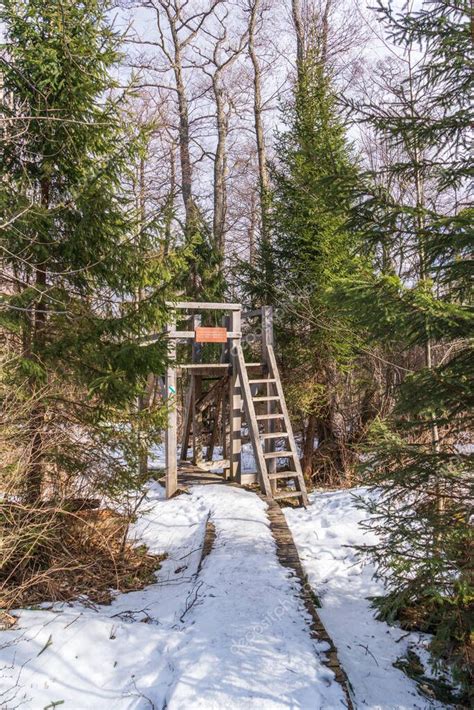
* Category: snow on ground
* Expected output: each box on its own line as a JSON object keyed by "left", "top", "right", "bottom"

{"left": 0, "top": 484, "right": 346, "bottom": 710}
{"left": 285, "top": 488, "right": 447, "bottom": 710}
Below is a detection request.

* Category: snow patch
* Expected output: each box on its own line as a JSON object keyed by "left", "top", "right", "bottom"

{"left": 285, "top": 488, "right": 448, "bottom": 710}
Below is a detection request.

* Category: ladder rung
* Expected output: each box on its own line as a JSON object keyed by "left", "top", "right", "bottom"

{"left": 255, "top": 414, "right": 284, "bottom": 420}
{"left": 261, "top": 432, "right": 288, "bottom": 439}
{"left": 245, "top": 362, "right": 262, "bottom": 367}
{"left": 248, "top": 379, "right": 276, "bottom": 384}
{"left": 268, "top": 471, "right": 295, "bottom": 480}
{"left": 263, "top": 451, "right": 293, "bottom": 459}
{"left": 274, "top": 491, "right": 303, "bottom": 500}
{"left": 253, "top": 396, "right": 279, "bottom": 402}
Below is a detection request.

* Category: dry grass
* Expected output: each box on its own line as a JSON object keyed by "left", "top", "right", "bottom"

{"left": 0, "top": 503, "right": 165, "bottom": 609}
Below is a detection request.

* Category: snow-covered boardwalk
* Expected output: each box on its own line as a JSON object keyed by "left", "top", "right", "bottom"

{"left": 0, "top": 484, "right": 347, "bottom": 709}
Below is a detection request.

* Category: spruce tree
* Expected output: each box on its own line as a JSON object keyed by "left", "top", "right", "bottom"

{"left": 267, "top": 50, "right": 359, "bottom": 482}
{"left": 0, "top": 0, "right": 175, "bottom": 507}
{"left": 182, "top": 207, "right": 225, "bottom": 302}
{"left": 340, "top": 0, "right": 473, "bottom": 693}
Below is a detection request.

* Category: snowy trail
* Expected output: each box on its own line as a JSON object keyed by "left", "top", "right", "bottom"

{"left": 0, "top": 484, "right": 346, "bottom": 709}
{"left": 285, "top": 489, "right": 447, "bottom": 710}
{"left": 165, "top": 485, "right": 346, "bottom": 709}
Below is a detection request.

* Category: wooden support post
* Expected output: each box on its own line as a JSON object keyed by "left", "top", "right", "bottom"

{"left": 180, "top": 314, "right": 202, "bottom": 460}
{"left": 191, "top": 375, "right": 203, "bottom": 465}
{"left": 262, "top": 306, "right": 277, "bottom": 491}
{"left": 207, "top": 386, "right": 223, "bottom": 461}
{"left": 229, "top": 308, "right": 242, "bottom": 481}
{"left": 191, "top": 314, "right": 203, "bottom": 466}
{"left": 192, "top": 388, "right": 205, "bottom": 467}
{"left": 180, "top": 378, "right": 193, "bottom": 461}
{"left": 221, "top": 315, "right": 230, "bottom": 476}
{"left": 165, "top": 317, "right": 177, "bottom": 498}
{"left": 192, "top": 314, "right": 203, "bottom": 362}
{"left": 262, "top": 305, "right": 274, "bottom": 363}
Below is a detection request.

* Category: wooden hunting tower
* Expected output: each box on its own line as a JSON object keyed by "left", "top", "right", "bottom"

{"left": 164, "top": 302, "right": 308, "bottom": 506}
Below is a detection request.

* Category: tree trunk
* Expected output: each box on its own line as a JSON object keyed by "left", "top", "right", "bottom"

{"left": 163, "top": 143, "right": 176, "bottom": 257}
{"left": 160, "top": 3, "right": 195, "bottom": 235}
{"left": 213, "top": 82, "right": 228, "bottom": 258}
{"left": 173, "top": 45, "right": 194, "bottom": 232}
{"left": 320, "top": 0, "right": 333, "bottom": 66}
{"left": 302, "top": 413, "right": 317, "bottom": 479}
{"left": 25, "top": 177, "right": 49, "bottom": 503}
{"left": 248, "top": 191, "right": 257, "bottom": 264}
{"left": 138, "top": 373, "right": 156, "bottom": 477}
{"left": 291, "top": 0, "right": 305, "bottom": 72}
{"left": 248, "top": 0, "right": 269, "bottom": 245}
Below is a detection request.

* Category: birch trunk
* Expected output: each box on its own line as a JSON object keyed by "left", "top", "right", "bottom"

{"left": 213, "top": 83, "right": 229, "bottom": 258}
{"left": 248, "top": 0, "right": 269, "bottom": 244}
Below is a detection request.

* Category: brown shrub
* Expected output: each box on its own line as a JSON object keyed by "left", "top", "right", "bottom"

{"left": 0, "top": 501, "right": 164, "bottom": 609}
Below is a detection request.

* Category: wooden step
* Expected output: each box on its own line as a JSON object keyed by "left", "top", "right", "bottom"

{"left": 268, "top": 470, "right": 295, "bottom": 480}
{"left": 248, "top": 378, "right": 276, "bottom": 384}
{"left": 253, "top": 396, "right": 280, "bottom": 402}
{"left": 263, "top": 450, "right": 293, "bottom": 459}
{"left": 274, "top": 491, "right": 303, "bottom": 500}
{"left": 245, "top": 362, "right": 263, "bottom": 368}
{"left": 260, "top": 432, "right": 288, "bottom": 439}
{"left": 255, "top": 413, "right": 285, "bottom": 421}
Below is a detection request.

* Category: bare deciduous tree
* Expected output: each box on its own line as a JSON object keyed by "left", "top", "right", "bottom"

{"left": 247, "top": 0, "right": 270, "bottom": 245}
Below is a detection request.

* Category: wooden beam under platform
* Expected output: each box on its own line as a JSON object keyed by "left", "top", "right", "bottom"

{"left": 166, "top": 301, "right": 242, "bottom": 311}
{"left": 177, "top": 363, "right": 232, "bottom": 377}
{"left": 177, "top": 461, "right": 258, "bottom": 488}
{"left": 176, "top": 363, "right": 263, "bottom": 377}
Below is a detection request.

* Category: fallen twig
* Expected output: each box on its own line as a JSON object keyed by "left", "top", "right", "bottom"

{"left": 179, "top": 581, "right": 204, "bottom": 623}
{"left": 36, "top": 634, "right": 52, "bottom": 657}
{"left": 357, "top": 642, "right": 379, "bottom": 666}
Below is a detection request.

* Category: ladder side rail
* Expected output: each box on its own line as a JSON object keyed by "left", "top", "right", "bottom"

{"left": 261, "top": 306, "right": 277, "bottom": 489}
{"left": 234, "top": 344, "right": 273, "bottom": 498}
{"left": 266, "top": 344, "right": 309, "bottom": 505}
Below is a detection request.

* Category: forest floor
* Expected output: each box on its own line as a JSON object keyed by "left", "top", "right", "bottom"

{"left": 0, "top": 478, "right": 450, "bottom": 709}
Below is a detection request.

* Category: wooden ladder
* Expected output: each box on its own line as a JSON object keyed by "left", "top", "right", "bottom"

{"left": 235, "top": 342, "right": 309, "bottom": 507}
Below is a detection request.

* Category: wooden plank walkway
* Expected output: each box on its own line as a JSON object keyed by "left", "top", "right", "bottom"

{"left": 265, "top": 499, "right": 353, "bottom": 709}
{"left": 178, "top": 461, "right": 227, "bottom": 487}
